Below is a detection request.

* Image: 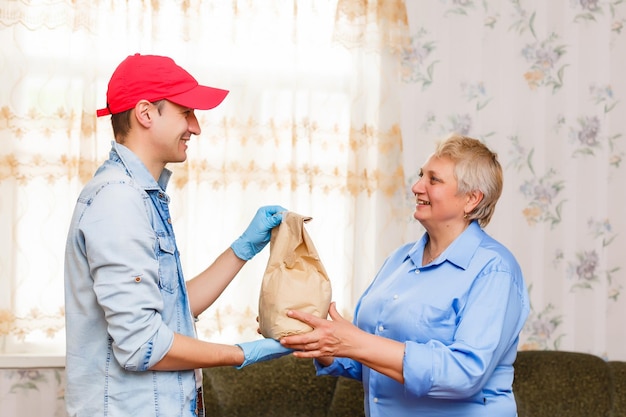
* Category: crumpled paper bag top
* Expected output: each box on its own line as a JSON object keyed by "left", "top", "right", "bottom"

{"left": 258, "top": 211, "right": 332, "bottom": 339}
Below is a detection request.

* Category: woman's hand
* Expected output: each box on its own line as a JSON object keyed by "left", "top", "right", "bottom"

{"left": 281, "top": 302, "right": 357, "bottom": 360}
{"left": 282, "top": 301, "right": 406, "bottom": 383}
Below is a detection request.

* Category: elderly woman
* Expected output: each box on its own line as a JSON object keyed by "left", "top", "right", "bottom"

{"left": 281, "top": 135, "right": 530, "bottom": 417}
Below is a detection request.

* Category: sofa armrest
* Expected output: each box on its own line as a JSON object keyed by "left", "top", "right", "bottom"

{"left": 513, "top": 350, "right": 612, "bottom": 417}
{"left": 609, "top": 360, "right": 626, "bottom": 416}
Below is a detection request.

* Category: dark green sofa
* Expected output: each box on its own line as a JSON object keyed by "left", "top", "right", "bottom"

{"left": 202, "top": 350, "right": 626, "bottom": 417}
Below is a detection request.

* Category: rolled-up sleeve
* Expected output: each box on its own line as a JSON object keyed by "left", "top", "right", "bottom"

{"left": 81, "top": 182, "right": 174, "bottom": 371}
{"left": 402, "top": 266, "right": 528, "bottom": 398}
{"left": 315, "top": 357, "right": 362, "bottom": 381}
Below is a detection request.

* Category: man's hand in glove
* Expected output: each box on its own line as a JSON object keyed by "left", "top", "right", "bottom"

{"left": 235, "top": 338, "right": 293, "bottom": 369}
{"left": 230, "top": 205, "right": 286, "bottom": 260}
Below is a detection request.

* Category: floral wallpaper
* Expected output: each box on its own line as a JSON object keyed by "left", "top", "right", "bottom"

{"left": 400, "top": 0, "right": 626, "bottom": 358}
{"left": 0, "top": 368, "right": 67, "bottom": 417}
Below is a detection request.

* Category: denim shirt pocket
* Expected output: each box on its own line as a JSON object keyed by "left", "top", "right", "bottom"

{"left": 156, "top": 233, "right": 180, "bottom": 293}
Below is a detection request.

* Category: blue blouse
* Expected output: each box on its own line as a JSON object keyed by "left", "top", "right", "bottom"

{"left": 317, "top": 221, "right": 530, "bottom": 417}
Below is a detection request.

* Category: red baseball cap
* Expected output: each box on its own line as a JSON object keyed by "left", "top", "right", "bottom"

{"left": 96, "top": 53, "right": 229, "bottom": 117}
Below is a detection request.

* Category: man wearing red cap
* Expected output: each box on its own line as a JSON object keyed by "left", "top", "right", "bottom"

{"left": 64, "top": 54, "right": 291, "bottom": 417}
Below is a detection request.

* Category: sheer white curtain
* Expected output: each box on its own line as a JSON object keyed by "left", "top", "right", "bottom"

{"left": 0, "top": 0, "right": 103, "bottom": 355}
{"left": 0, "top": 0, "right": 409, "bottom": 354}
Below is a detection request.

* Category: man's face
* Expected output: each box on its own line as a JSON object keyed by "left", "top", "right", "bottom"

{"left": 150, "top": 100, "right": 201, "bottom": 164}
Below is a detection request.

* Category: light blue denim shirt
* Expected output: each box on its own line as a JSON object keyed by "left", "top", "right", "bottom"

{"left": 316, "top": 221, "right": 530, "bottom": 417}
{"left": 64, "top": 142, "right": 200, "bottom": 416}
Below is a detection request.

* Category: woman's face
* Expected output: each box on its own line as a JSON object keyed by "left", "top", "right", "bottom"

{"left": 411, "top": 155, "right": 469, "bottom": 227}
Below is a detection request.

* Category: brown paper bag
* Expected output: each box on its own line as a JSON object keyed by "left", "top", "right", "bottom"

{"left": 258, "top": 211, "right": 332, "bottom": 339}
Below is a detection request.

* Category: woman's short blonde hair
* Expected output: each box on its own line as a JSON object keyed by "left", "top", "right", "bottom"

{"left": 433, "top": 134, "right": 503, "bottom": 227}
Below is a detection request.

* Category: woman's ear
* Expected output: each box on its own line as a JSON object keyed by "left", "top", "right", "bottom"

{"left": 133, "top": 100, "right": 153, "bottom": 128}
{"left": 465, "top": 189, "right": 484, "bottom": 213}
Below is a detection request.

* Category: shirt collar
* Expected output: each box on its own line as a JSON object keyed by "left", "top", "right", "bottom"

{"left": 407, "top": 221, "right": 485, "bottom": 270}
{"left": 109, "top": 141, "right": 172, "bottom": 191}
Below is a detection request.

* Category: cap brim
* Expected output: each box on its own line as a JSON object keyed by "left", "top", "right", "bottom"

{"left": 168, "top": 85, "right": 229, "bottom": 110}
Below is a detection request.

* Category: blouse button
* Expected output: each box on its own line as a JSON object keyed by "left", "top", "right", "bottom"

{"left": 393, "top": 294, "right": 399, "bottom": 300}
{"left": 373, "top": 397, "right": 379, "bottom": 403}
{"left": 378, "top": 325, "right": 384, "bottom": 332}
{"left": 414, "top": 269, "right": 420, "bottom": 274}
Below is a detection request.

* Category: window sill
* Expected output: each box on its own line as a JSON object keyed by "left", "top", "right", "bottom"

{"left": 0, "top": 353, "right": 65, "bottom": 368}
{"left": 0, "top": 340, "right": 65, "bottom": 368}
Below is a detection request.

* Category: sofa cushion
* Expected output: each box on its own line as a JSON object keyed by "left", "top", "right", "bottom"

{"left": 203, "top": 355, "right": 338, "bottom": 417}
{"left": 327, "top": 375, "right": 365, "bottom": 417}
{"left": 513, "top": 350, "right": 612, "bottom": 417}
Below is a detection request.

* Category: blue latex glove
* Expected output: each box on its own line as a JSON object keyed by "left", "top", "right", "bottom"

{"left": 230, "top": 205, "right": 286, "bottom": 260}
{"left": 235, "top": 338, "right": 293, "bottom": 369}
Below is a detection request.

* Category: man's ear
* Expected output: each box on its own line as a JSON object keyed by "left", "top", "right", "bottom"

{"left": 133, "top": 100, "right": 153, "bottom": 128}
